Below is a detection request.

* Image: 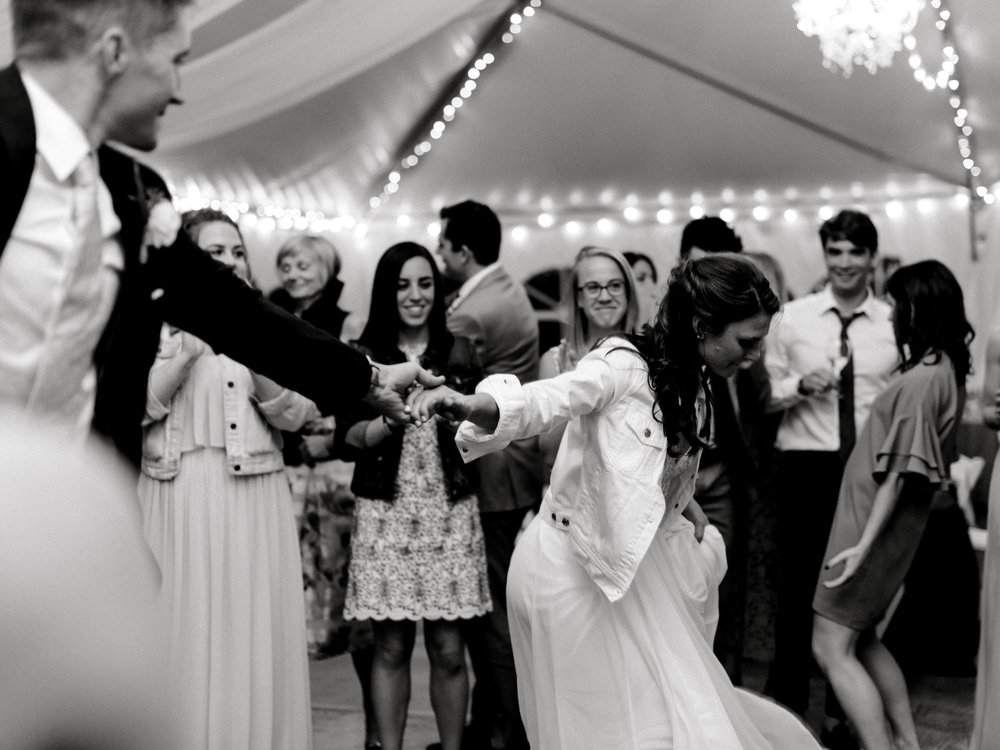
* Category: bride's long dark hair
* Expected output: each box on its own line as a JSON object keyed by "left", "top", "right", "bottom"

{"left": 626, "top": 255, "right": 781, "bottom": 455}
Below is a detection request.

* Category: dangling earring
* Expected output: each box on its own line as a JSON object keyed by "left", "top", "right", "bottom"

{"left": 696, "top": 331, "right": 705, "bottom": 340}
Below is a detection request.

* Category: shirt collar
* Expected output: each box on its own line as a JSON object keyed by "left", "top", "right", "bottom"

{"left": 457, "top": 262, "right": 501, "bottom": 300}
{"left": 21, "top": 71, "right": 92, "bottom": 183}
{"left": 820, "top": 284, "right": 876, "bottom": 319}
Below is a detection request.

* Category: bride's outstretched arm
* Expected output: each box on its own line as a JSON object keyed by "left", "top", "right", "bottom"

{"left": 409, "top": 385, "right": 500, "bottom": 432}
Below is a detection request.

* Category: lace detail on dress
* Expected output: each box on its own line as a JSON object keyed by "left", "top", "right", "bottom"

{"left": 345, "top": 420, "right": 491, "bottom": 621}
{"left": 658, "top": 389, "right": 707, "bottom": 514}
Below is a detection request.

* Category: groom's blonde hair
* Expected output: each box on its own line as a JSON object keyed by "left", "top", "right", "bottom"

{"left": 12, "top": 0, "right": 191, "bottom": 60}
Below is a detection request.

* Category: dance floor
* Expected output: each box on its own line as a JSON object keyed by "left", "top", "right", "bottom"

{"left": 309, "top": 630, "right": 976, "bottom": 750}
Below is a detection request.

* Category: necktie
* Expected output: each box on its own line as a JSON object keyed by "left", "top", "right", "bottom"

{"left": 835, "top": 311, "right": 862, "bottom": 465}
{"left": 72, "top": 152, "right": 103, "bottom": 259}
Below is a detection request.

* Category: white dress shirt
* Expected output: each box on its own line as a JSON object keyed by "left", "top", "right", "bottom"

{"left": 0, "top": 72, "right": 123, "bottom": 438}
{"left": 766, "top": 285, "right": 898, "bottom": 452}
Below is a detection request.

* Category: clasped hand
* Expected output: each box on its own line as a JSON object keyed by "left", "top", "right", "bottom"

{"left": 405, "top": 385, "right": 473, "bottom": 426}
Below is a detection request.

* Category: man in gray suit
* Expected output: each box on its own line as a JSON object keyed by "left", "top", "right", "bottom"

{"left": 435, "top": 200, "right": 539, "bottom": 750}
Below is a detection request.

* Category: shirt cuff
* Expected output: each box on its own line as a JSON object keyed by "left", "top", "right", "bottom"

{"left": 144, "top": 386, "right": 171, "bottom": 423}
{"left": 455, "top": 374, "right": 525, "bottom": 462}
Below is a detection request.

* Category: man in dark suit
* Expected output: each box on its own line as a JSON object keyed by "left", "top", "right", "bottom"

{"left": 0, "top": 0, "right": 438, "bottom": 465}
{"left": 435, "top": 200, "right": 539, "bottom": 750}
{"left": 678, "top": 216, "right": 772, "bottom": 685}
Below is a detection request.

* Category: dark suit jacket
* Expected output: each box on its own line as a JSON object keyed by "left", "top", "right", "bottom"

{"left": 447, "top": 265, "right": 541, "bottom": 512}
{"left": 269, "top": 279, "right": 350, "bottom": 466}
{"left": 0, "top": 63, "right": 370, "bottom": 466}
{"left": 705, "top": 358, "right": 773, "bottom": 487}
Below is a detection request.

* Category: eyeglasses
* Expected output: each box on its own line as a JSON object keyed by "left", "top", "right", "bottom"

{"left": 577, "top": 280, "right": 627, "bottom": 298}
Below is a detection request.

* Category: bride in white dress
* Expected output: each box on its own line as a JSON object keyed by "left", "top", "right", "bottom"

{"left": 410, "top": 255, "right": 821, "bottom": 749}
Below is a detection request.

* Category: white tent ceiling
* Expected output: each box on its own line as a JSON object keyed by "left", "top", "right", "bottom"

{"left": 127, "top": 0, "right": 1000, "bottom": 214}
{"left": 6, "top": 0, "right": 996, "bottom": 215}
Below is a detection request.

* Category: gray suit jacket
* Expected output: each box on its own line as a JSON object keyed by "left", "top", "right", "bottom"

{"left": 448, "top": 265, "right": 541, "bottom": 512}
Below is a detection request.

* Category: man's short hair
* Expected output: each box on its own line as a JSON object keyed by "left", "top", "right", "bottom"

{"left": 12, "top": 0, "right": 191, "bottom": 60}
{"left": 679, "top": 216, "right": 743, "bottom": 258}
{"left": 819, "top": 209, "right": 878, "bottom": 254}
{"left": 439, "top": 200, "right": 501, "bottom": 266}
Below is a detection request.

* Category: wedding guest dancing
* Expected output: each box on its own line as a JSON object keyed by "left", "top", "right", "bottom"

{"left": 410, "top": 255, "right": 821, "bottom": 749}
{"left": 0, "top": 0, "right": 440, "bottom": 466}
{"left": 139, "top": 210, "right": 316, "bottom": 750}
{"left": 340, "top": 242, "right": 491, "bottom": 750}
{"left": 812, "top": 260, "right": 973, "bottom": 750}
{"left": 675, "top": 215, "right": 764, "bottom": 685}
{"left": 764, "top": 210, "right": 897, "bottom": 746}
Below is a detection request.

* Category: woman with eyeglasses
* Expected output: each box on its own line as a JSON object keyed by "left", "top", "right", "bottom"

{"left": 538, "top": 247, "right": 640, "bottom": 480}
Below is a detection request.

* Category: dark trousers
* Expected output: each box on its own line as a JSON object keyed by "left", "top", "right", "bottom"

{"left": 465, "top": 507, "right": 530, "bottom": 750}
{"left": 883, "top": 498, "right": 980, "bottom": 676}
{"left": 695, "top": 460, "right": 748, "bottom": 684}
{"left": 765, "top": 450, "right": 842, "bottom": 715}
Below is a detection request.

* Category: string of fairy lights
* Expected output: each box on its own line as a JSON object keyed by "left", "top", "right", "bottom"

{"left": 903, "top": 0, "right": 993, "bottom": 204}
{"left": 365, "top": 0, "right": 542, "bottom": 214}
{"left": 173, "top": 0, "right": 996, "bottom": 235}
{"left": 173, "top": 187, "right": 975, "bottom": 246}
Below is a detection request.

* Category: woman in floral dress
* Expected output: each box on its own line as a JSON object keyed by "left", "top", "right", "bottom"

{"left": 339, "top": 242, "right": 490, "bottom": 750}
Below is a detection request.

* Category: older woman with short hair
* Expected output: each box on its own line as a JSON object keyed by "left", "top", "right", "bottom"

{"left": 269, "top": 235, "right": 380, "bottom": 748}
{"left": 269, "top": 234, "right": 348, "bottom": 333}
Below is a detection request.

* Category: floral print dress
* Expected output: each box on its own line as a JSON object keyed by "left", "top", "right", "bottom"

{"left": 345, "top": 412, "right": 491, "bottom": 621}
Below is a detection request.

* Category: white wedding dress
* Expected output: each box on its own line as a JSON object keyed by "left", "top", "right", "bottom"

{"left": 458, "top": 342, "right": 821, "bottom": 749}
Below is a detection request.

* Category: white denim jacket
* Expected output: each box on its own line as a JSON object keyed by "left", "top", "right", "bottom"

{"left": 141, "top": 329, "right": 319, "bottom": 479}
{"left": 457, "top": 338, "right": 704, "bottom": 601}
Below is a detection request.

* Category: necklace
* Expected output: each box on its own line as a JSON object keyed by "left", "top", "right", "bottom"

{"left": 398, "top": 340, "right": 427, "bottom": 363}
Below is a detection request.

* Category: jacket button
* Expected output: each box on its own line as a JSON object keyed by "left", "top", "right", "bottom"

{"left": 462, "top": 447, "right": 468, "bottom": 453}
{"left": 644, "top": 427, "right": 651, "bottom": 437}
{"left": 230, "top": 423, "right": 237, "bottom": 429}
{"left": 234, "top": 465, "right": 241, "bottom": 471}
{"left": 561, "top": 518, "right": 569, "bottom": 527}
{"left": 227, "top": 381, "right": 234, "bottom": 388}
{"left": 551, "top": 513, "right": 557, "bottom": 521}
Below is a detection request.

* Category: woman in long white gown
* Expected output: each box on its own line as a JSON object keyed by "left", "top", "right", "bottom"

{"left": 138, "top": 211, "right": 315, "bottom": 750}
{"left": 410, "top": 255, "right": 821, "bottom": 749}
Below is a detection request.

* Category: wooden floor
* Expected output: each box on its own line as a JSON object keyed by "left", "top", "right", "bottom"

{"left": 742, "top": 660, "right": 976, "bottom": 750}
{"left": 310, "top": 637, "right": 977, "bottom": 750}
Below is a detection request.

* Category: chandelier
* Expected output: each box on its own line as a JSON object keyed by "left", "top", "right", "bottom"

{"left": 793, "top": 0, "right": 924, "bottom": 77}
